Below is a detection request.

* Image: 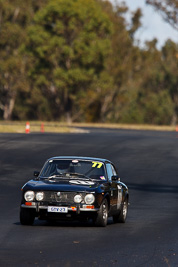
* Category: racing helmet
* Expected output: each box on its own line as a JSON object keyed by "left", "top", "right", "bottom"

{"left": 56, "top": 161, "right": 69, "bottom": 174}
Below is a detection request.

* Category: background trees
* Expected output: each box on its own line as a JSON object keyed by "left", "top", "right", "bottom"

{"left": 0, "top": 0, "right": 47, "bottom": 120}
{"left": 0, "top": 0, "right": 177, "bottom": 124}
{"left": 23, "top": 0, "right": 113, "bottom": 122}
{"left": 146, "top": 0, "right": 178, "bottom": 30}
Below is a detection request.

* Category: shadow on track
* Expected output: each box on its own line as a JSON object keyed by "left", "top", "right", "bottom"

{"left": 127, "top": 182, "right": 178, "bottom": 194}
{"left": 13, "top": 218, "right": 114, "bottom": 227}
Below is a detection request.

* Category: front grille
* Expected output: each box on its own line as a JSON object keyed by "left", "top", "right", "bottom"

{"left": 43, "top": 191, "right": 84, "bottom": 204}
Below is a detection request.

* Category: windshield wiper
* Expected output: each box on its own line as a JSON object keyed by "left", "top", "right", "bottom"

{"left": 64, "top": 172, "right": 91, "bottom": 179}
{"left": 57, "top": 172, "right": 95, "bottom": 181}
{"left": 48, "top": 172, "right": 94, "bottom": 181}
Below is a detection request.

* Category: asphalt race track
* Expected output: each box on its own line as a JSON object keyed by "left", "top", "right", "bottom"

{"left": 0, "top": 128, "right": 178, "bottom": 267}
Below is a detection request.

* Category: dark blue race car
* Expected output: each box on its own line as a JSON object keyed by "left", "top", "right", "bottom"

{"left": 20, "top": 156, "right": 129, "bottom": 227}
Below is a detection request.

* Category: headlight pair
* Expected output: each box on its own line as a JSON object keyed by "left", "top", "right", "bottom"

{"left": 24, "top": 191, "right": 95, "bottom": 204}
{"left": 24, "top": 191, "right": 44, "bottom": 201}
{"left": 74, "top": 194, "right": 95, "bottom": 204}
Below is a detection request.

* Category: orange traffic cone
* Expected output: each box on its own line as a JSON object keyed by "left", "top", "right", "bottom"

{"left": 25, "top": 122, "right": 30, "bottom": 134}
{"left": 176, "top": 125, "right": 178, "bottom": 132}
{"left": 40, "top": 123, "right": 45, "bottom": 133}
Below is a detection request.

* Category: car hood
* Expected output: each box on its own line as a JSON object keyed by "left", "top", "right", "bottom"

{"left": 24, "top": 179, "right": 100, "bottom": 192}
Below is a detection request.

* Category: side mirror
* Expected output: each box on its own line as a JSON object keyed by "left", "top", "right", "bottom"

{"left": 34, "top": 171, "right": 40, "bottom": 177}
{"left": 112, "top": 175, "right": 119, "bottom": 181}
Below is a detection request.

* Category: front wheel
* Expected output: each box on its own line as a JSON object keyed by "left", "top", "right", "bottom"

{"left": 113, "top": 199, "right": 128, "bottom": 223}
{"left": 95, "top": 199, "right": 108, "bottom": 227}
{"left": 20, "top": 208, "right": 35, "bottom": 225}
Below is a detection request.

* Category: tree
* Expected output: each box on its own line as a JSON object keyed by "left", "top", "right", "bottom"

{"left": 130, "top": 39, "right": 175, "bottom": 125}
{"left": 24, "top": 0, "right": 113, "bottom": 121}
{"left": 161, "top": 40, "right": 178, "bottom": 124}
{"left": 146, "top": 0, "right": 178, "bottom": 30}
{"left": 0, "top": 0, "right": 176, "bottom": 125}
{"left": 0, "top": 0, "right": 47, "bottom": 120}
{"left": 89, "top": 1, "right": 140, "bottom": 122}
{"left": 97, "top": 2, "right": 146, "bottom": 123}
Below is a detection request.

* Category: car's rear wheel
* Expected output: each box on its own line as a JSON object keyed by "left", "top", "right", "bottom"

{"left": 20, "top": 208, "right": 35, "bottom": 225}
{"left": 95, "top": 199, "right": 108, "bottom": 227}
{"left": 113, "top": 199, "right": 128, "bottom": 223}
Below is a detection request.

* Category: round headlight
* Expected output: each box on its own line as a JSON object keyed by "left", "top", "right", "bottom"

{"left": 74, "top": 194, "right": 82, "bottom": 203}
{"left": 24, "top": 191, "right": 35, "bottom": 201}
{"left": 36, "top": 192, "right": 44, "bottom": 201}
{"left": 84, "top": 194, "right": 95, "bottom": 204}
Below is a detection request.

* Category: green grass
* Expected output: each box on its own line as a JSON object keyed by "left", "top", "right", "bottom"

{"left": 0, "top": 121, "right": 85, "bottom": 133}
{"left": 72, "top": 122, "right": 176, "bottom": 132}
{"left": 0, "top": 121, "right": 177, "bottom": 133}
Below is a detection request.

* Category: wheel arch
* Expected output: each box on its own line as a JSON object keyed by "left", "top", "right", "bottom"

{"left": 104, "top": 193, "right": 110, "bottom": 210}
{"left": 124, "top": 192, "right": 129, "bottom": 204}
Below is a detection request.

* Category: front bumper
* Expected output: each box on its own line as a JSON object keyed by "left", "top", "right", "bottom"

{"left": 21, "top": 202, "right": 99, "bottom": 221}
{"left": 21, "top": 203, "right": 99, "bottom": 212}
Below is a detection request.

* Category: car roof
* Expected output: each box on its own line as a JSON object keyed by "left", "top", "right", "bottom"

{"left": 48, "top": 156, "right": 112, "bottom": 164}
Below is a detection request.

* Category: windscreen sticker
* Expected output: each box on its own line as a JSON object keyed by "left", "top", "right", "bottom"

{"left": 100, "top": 176, "right": 105, "bottom": 180}
{"left": 92, "top": 161, "right": 103, "bottom": 168}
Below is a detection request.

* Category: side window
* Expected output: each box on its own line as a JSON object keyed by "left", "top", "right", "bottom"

{"left": 111, "top": 165, "right": 117, "bottom": 176}
{"left": 106, "top": 163, "right": 113, "bottom": 182}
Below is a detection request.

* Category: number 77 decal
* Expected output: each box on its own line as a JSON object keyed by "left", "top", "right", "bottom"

{"left": 92, "top": 162, "right": 103, "bottom": 168}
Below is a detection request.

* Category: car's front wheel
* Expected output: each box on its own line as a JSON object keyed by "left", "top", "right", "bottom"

{"left": 113, "top": 199, "right": 128, "bottom": 223}
{"left": 20, "top": 208, "right": 35, "bottom": 225}
{"left": 95, "top": 199, "right": 108, "bottom": 227}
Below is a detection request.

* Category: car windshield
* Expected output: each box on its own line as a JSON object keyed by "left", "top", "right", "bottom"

{"left": 40, "top": 159, "right": 106, "bottom": 181}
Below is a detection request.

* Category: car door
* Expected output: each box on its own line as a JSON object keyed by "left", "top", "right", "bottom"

{"left": 111, "top": 164, "right": 122, "bottom": 210}
{"left": 106, "top": 163, "right": 118, "bottom": 214}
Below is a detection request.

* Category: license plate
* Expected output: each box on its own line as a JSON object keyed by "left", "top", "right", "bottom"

{"left": 47, "top": 206, "right": 68, "bottom": 213}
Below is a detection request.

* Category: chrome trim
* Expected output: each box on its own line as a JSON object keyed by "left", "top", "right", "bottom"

{"left": 21, "top": 204, "right": 99, "bottom": 212}
{"left": 39, "top": 206, "right": 99, "bottom": 212}
{"left": 21, "top": 204, "right": 36, "bottom": 209}
{"left": 79, "top": 208, "right": 99, "bottom": 212}
{"left": 39, "top": 205, "right": 48, "bottom": 209}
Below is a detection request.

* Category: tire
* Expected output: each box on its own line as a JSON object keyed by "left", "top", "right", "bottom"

{"left": 20, "top": 208, "right": 35, "bottom": 225}
{"left": 95, "top": 199, "right": 108, "bottom": 227}
{"left": 113, "top": 199, "right": 128, "bottom": 223}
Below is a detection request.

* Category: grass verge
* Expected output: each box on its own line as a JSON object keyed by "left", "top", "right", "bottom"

{"left": 0, "top": 121, "right": 177, "bottom": 133}
{"left": 0, "top": 121, "right": 88, "bottom": 133}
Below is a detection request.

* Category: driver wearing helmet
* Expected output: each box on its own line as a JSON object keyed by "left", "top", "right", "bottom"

{"left": 56, "top": 161, "right": 70, "bottom": 174}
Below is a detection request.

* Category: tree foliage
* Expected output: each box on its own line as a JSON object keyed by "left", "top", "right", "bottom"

{"left": 0, "top": 0, "right": 177, "bottom": 125}
{"left": 146, "top": 0, "right": 178, "bottom": 30}
{"left": 0, "top": 0, "right": 48, "bottom": 120}
{"left": 24, "top": 0, "right": 113, "bottom": 121}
